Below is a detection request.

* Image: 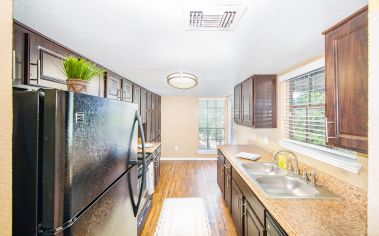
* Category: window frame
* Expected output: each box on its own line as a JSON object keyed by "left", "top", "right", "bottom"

{"left": 279, "top": 58, "right": 361, "bottom": 174}
{"left": 198, "top": 98, "right": 226, "bottom": 153}
{"left": 286, "top": 67, "right": 326, "bottom": 146}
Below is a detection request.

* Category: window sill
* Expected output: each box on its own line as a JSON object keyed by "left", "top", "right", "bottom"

{"left": 198, "top": 150, "right": 217, "bottom": 155}
{"left": 279, "top": 139, "right": 362, "bottom": 174}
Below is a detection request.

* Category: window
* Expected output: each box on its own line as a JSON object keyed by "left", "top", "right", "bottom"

{"left": 283, "top": 68, "right": 326, "bottom": 146}
{"left": 199, "top": 99, "right": 225, "bottom": 151}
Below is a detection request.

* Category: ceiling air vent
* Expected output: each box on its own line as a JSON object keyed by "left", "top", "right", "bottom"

{"left": 184, "top": 5, "right": 247, "bottom": 31}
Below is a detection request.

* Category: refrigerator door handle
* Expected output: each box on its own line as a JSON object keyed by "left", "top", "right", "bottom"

{"left": 129, "top": 110, "right": 146, "bottom": 216}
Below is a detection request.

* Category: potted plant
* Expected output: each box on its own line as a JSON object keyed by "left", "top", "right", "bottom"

{"left": 62, "top": 56, "right": 104, "bottom": 93}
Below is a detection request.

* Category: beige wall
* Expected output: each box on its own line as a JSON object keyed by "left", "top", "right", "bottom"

{"left": 161, "top": 96, "right": 227, "bottom": 158}
{"left": 0, "top": 0, "right": 13, "bottom": 235}
{"left": 368, "top": 0, "right": 379, "bottom": 234}
{"left": 235, "top": 56, "right": 368, "bottom": 190}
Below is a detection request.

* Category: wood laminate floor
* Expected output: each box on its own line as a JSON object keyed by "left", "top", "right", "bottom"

{"left": 141, "top": 160, "right": 237, "bottom": 236}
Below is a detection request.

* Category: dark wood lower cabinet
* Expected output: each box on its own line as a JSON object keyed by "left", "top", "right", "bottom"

{"left": 244, "top": 201, "right": 265, "bottom": 236}
{"left": 217, "top": 157, "right": 225, "bottom": 196}
{"left": 217, "top": 149, "right": 287, "bottom": 236}
{"left": 231, "top": 180, "right": 244, "bottom": 236}
{"left": 224, "top": 168, "right": 232, "bottom": 211}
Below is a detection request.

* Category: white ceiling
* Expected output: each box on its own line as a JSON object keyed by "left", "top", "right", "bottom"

{"left": 13, "top": 0, "right": 367, "bottom": 96}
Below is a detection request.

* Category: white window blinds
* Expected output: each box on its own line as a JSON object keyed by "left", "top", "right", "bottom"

{"left": 283, "top": 68, "right": 326, "bottom": 146}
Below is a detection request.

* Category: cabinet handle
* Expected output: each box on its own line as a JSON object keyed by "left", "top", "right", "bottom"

{"left": 12, "top": 50, "right": 16, "bottom": 82}
{"left": 37, "top": 59, "right": 41, "bottom": 84}
{"left": 242, "top": 202, "right": 246, "bottom": 216}
{"left": 117, "top": 89, "right": 121, "bottom": 99}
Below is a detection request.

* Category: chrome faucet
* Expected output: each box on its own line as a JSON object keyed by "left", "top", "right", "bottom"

{"left": 303, "top": 169, "right": 317, "bottom": 187}
{"left": 272, "top": 150, "right": 300, "bottom": 175}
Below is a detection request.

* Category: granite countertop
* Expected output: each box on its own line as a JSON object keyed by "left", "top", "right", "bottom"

{"left": 218, "top": 144, "right": 367, "bottom": 236}
{"left": 138, "top": 142, "right": 161, "bottom": 154}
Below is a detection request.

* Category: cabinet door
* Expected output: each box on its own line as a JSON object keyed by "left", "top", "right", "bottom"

{"left": 13, "top": 24, "right": 27, "bottom": 85}
{"left": 324, "top": 7, "right": 368, "bottom": 153}
{"left": 155, "top": 110, "right": 160, "bottom": 139}
{"left": 157, "top": 96, "right": 161, "bottom": 109}
{"left": 157, "top": 110, "right": 161, "bottom": 137}
{"left": 152, "top": 110, "right": 157, "bottom": 140}
{"left": 29, "top": 34, "right": 70, "bottom": 90}
{"left": 234, "top": 84, "right": 242, "bottom": 124}
{"left": 106, "top": 72, "right": 122, "bottom": 100}
{"left": 231, "top": 180, "right": 243, "bottom": 236}
{"left": 244, "top": 202, "right": 265, "bottom": 236}
{"left": 151, "top": 94, "right": 156, "bottom": 109}
{"left": 146, "top": 111, "right": 152, "bottom": 142}
{"left": 141, "top": 88, "right": 147, "bottom": 123}
{"left": 146, "top": 91, "right": 152, "bottom": 110}
{"left": 133, "top": 84, "right": 141, "bottom": 111}
{"left": 254, "top": 75, "right": 277, "bottom": 128}
{"left": 216, "top": 158, "right": 225, "bottom": 196}
{"left": 121, "top": 79, "right": 133, "bottom": 102}
{"left": 224, "top": 169, "right": 232, "bottom": 211}
{"left": 241, "top": 78, "right": 253, "bottom": 127}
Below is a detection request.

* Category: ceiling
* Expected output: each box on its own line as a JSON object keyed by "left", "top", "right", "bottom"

{"left": 13, "top": 0, "right": 367, "bottom": 96}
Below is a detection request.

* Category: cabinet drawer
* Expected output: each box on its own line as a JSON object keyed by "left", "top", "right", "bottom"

{"left": 232, "top": 168, "right": 265, "bottom": 224}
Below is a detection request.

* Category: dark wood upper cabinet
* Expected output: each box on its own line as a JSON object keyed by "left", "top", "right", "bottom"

{"left": 106, "top": 71, "right": 123, "bottom": 100}
{"left": 323, "top": 6, "right": 368, "bottom": 153}
{"left": 241, "top": 78, "right": 253, "bottom": 126}
{"left": 234, "top": 84, "right": 242, "bottom": 124}
{"left": 133, "top": 84, "right": 141, "bottom": 111}
{"left": 146, "top": 91, "right": 152, "bottom": 110}
{"left": 106, "top": 71, "right": 133, "bottom": 102}
{"left": 151, "top": 94, "right": 156, "bottom": 110}
{"left": 157, "top": 96, "right": 161, "bottom": 109}
{"left": 140, "top": 88, "right": 147, "bottom": 123}
{"left": 121, "top": 79, "right": 133, "bottom": 102}
{"left": 235, "top": 75, "right": 277, "bottom": 128}
{"left": 254, "top": 75, "right": 277, "bottom": 128}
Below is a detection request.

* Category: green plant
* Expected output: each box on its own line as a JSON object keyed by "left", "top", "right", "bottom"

{"left": 62, "top": 56, "right": 104, "bottom": 81}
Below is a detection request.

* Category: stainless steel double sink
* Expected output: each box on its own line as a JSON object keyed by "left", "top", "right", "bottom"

{"left": 239, "top": 162, "right": 339, "bottom": 199}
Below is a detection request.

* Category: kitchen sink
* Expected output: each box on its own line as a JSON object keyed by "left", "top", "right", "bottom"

{"left": 240, "top": 162, "right": 287, "bottom": 176}
{"left": 253, "top": 175, "right": 339, "bottom": 199}
{"left": 239, "top": 162, "right": 339, "bottom": 199}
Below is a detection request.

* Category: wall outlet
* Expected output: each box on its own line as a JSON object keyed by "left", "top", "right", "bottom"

{"left": 174, "top": 146, "right": 179, "bottom": 151}
{"left": 263, "top": 136, "right": 269, "bottom": 144}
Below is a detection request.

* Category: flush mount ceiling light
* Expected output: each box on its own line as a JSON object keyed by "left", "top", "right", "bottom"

{"left": 167, "top": 72, "right": 198, "bottom": 89}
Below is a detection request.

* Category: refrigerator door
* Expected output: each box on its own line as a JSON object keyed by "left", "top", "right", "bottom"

{"left": 41, "top": 89, "right": 138, "bottom": 230}
{"left": 58, "top": 165, "right": 138, "bottom": 236}
{"left": 13, "top": 91, "right": 41, "bottom": 235}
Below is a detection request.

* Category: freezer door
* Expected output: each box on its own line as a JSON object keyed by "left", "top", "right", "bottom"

{"left": 41, "top": 89, "right": 138, "bottom": 230}
{"left": 59, "top": 165, "right": 138, "bottom": 236}
{"left": 12, "top": 91, "right": 41, "bottom": 235}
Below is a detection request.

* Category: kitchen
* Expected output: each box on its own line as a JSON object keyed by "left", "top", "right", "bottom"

{"left": 1, "top": 0, "right": 379, "bottom": 236}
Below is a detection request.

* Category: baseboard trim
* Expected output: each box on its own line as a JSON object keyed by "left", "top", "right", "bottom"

{"left": 160, "top": 157, "right": 217, "bottom": 161}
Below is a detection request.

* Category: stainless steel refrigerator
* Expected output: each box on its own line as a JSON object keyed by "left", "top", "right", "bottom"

{"left": 13, "top": 89, "right": 147, "bottom": 235}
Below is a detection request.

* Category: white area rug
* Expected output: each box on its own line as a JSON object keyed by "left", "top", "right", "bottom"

{"left": 154, "top": 198, "right": 211, "bottom": 236}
